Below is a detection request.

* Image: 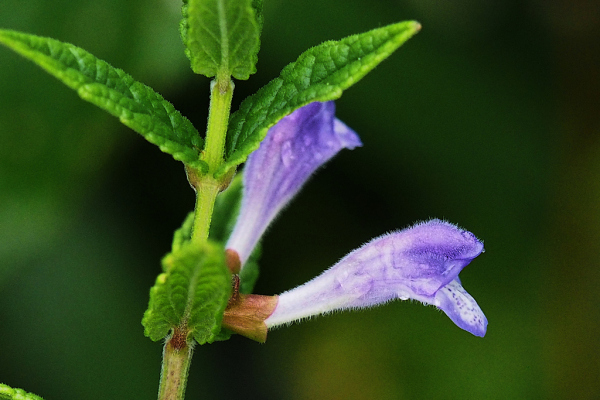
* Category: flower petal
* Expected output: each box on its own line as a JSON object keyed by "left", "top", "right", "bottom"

{"left": 265, "top": 219, "right": 487, "bottom": 336}
{"left": 434, "top": 278, "right": 487, "bottom": 337}
{"left": 226, "top": 101, "right": 362, "bottom": 267}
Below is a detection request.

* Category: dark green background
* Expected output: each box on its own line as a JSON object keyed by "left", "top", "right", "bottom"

{"left": 1, "top": 0, "right": 599, "bottom": 399}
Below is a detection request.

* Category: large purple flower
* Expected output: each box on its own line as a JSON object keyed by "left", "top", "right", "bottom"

{"left": 226, "top": 101, "right": 362, "bottom": 269}
{"left": 264, "top": 219, "right": 487, "bottom": 337}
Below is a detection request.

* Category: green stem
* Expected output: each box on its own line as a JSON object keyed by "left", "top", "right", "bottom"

{"left": 190, "top": 77, "right": 234, "bottom": 244}
{"left": 158, "top": 329, "right": 194, "bottom": 400}
{"left": 203, "top": 78, "right": 234, "bottom": 171}
{"left": 162, "top": 77, "right": 234, "bottom": 400}
{"left": 191, "top": 177, "right": 220, "bottom": 243}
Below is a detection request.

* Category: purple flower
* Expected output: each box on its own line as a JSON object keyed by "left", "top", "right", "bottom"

{"left": 226, "top": 101, "right": 362, "bottom": 269}
{"left": 220, "top": 101, "right": 487, "bottom": 341}
{"left": 264, "top": 219, "right": 487, "bottom": 337}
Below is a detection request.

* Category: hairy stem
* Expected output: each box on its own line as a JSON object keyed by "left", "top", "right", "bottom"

{"left": 191, "top": 78, "right": 234, "bottom": 244}
{"left": 158, "top": 328, "right": 194, "bottom": 400}
{"left": 203, "top": 78, "right": 234, "bottom": 171}
{"left": 160, "top": 76, "right": 234, "bottom": 399}
{"left": 191, "top": 176, "right": 220, "bottom": 243}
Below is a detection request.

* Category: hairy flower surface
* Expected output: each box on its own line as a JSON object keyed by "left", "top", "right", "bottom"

{"left": 221, "top": 102, "right": 487, "bottom": 340}
{"left": 264, "top": 219, "right": 487, "bottom": 337}
{"left": 226, "top": 101, "right": 361, "bottom": 267}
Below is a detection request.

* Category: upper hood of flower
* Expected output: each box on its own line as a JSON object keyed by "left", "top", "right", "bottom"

{"left": 226, "top": 101, "right": 361, "bottom": 269}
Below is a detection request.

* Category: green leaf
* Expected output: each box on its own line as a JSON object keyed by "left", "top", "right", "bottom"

{"left": 0, "top": 384, "right": 44, "bottom": 400}
{"left": 172, "top": 212, "right": 195, "bottom": 253}
{"left": 251, "top": 0, "right": 264, "bottom": 34}
{"left": 182, "top": 0, "right": 262, "bottom": 80}
{"left": 0, "top": 30, "right": 206, "bottom": 171}
{"left": 163, "top": 176, "right": 262, "bottom": 343}
{"left": 142, "top": 242, "right": 231, "bottom": 344}
{"left": 211, "top": 327, "right": 234, "bottom": 342}
{"left": 218, "top": 20, "right": 421, "bottom": 177}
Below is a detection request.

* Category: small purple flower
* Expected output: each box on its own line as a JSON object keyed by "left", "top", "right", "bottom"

{"left": 264, "top": 219, "right": 487, "bottom": 337}
{"left": 226, "top": 101, "right": 362, "bottom": 268}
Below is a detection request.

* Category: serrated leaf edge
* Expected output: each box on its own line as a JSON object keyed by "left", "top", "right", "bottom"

{"left": 0, "top": 29, "right": 206, "bottom": 170}
{"left": 217, "top": 20, "right": 421, "bottom": 177}
{"left": 184, "top": 0, "right": 261, "bottom": 80}
{"left": 0, "top": 383, "right": 45, "bottom": 400}
{"left": 142, "top": 243, "right": 231, "bottom": 345}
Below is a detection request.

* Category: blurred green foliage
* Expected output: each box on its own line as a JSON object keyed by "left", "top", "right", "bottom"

{"left": 1, "top": 0, "right": 599, "bottom": 399}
